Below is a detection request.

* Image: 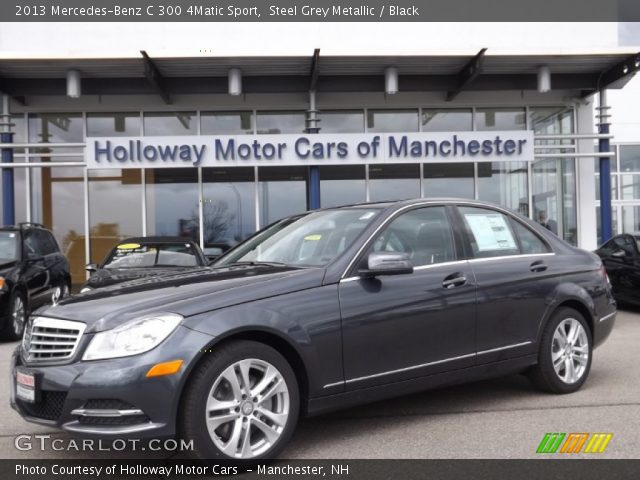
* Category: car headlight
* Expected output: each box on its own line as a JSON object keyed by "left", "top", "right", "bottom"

{"left": 80, "top": 287, "right": 92, "bottom": 293}
{"left": 82, "top": 313, "right": 182, "bottom": 361}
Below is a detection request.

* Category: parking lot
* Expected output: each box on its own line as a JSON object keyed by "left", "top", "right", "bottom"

{"left": 1, "top": 309, "right": 638, "bottom": 459}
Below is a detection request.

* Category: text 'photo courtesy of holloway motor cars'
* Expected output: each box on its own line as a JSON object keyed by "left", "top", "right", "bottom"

{"left": 10, "top": 199, "right": 616, "bottom": 461}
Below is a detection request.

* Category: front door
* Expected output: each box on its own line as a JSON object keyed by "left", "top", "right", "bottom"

{"left": 339, "top": 206, "right": 477, "bottom": 390}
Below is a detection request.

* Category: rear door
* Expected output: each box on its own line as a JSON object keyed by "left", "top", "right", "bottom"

{"left": 339, "top": 205, "right": 477, "bottom": 390}
{"left": 455, "top": 205, "right": 555, "bottom": 363}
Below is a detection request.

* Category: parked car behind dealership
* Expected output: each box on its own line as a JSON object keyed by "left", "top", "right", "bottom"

{"left": 595, "top": 233, "right": 640, "bottom": 305}
{"left": 0, "top": 223, "right": 70, "bottom": 340}
{"left": 80, "top": 236, "right": 209, "bottom": 292}
{"left": 12, "top": 199, "right": 616, "bottom": 460}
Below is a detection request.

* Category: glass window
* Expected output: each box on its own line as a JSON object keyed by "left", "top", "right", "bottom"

{"left": 23, "top": 230, "right": 49, "bottom": 256}
{"left": 145, "top": 169, "right": 199, "bottom": 241}
{"left": 201, "top": 111, "right": 253, "bottom": 134}
{"left": 259, "top": 167, "right": 308, "bottom": 226}
{"left": 620, "top": 174, "right": 640, "bottom": 200}
{"left": 367, "top": 109, "right": 419, "bottom": 133}
{"left": 478, "top": 162, "right": 529, "bottom": 215}
{"left": 620, "top": 145, "right": 640, "bottom": 172}
{"left": 9, "top": 114, "right": 27, "bottom": 154}
{"left": 476, "top": 108, "right": 526, "bottom": 131}
{"left": 421, "top": 109, "right": 472, "bottom": 131}
{"left": 369, "top": 164, "right": 420, "bottom": 202}
{"left": 369, "top": 206, "right": 455, "bottom": 266}
{"left": 202, "top": 167, "right": 256, "bottom": 251}
{"left": 29, "top": 113, "right": 83, "bottom": 155}
{"left": 622, "top": 206, "right": 640, "bottom": 234}
{"left": 459, "top": 206, "right": 520, "bottom": 258}
{"left": 320, "top": 165, "right": 366, "bottom": 207}
{"left": 510, "top": 219, "right": 550, "bottom": 254}
{"left": 256, "top": 111, "right": 305, "bottom": 134}
{"left": 87, "top": 113, "right": 141, "bottom": 137}
{"left": 423, "top": 163, "right": 474, "bottom": 198}
{"left": 318, "top": 110, "right": 365, "bottom": 133}
{"left": 594, "top": 152, "right": 618, "bottom": 173}
{"left": 88, "top": 169, "right": 143, "bottom": 265}
{"left": 216, "top": 208, "right": 381, "bottom": 267}
{"left": 530, "top": 107, "right": 574, "bottom": 135}
{"left": 30, "top": 166, "right": 86, "bottom": 287}
{"left": 595, "top": 173, "right": 618, "bottom": 201}
{"left": 144, "top": 112, "right": 197, "bottom": 136}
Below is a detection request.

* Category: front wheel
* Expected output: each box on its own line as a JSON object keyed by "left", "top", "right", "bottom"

{"left": 179, "top": 340, "right": 299, "bottom": 460}
{"left": 529, "top": 307, "right": 592, "bottom": 394}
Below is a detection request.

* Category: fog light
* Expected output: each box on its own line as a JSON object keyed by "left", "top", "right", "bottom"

{"left": 146, "top": 359, "right": 184, "bottom": 378}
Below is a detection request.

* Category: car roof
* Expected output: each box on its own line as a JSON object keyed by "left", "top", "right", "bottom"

{"left": 116, "top": 236, "right": 198, "bottom": 245}
{"left": 320, "top": 198, "right": 515, "bottom": 211}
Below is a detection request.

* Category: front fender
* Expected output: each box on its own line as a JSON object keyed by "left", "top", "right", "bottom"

{"left": 182, "top": 284, "right": 343, "bottom": 399}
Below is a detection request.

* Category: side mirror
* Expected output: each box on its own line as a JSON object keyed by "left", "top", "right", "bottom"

{"left": 85, "top": 263, "right": 98, "bottom": 273}
{"left": 611, "top": 249, "right": 627, "bottom": 258}
{"left": 359, "top": 251, "right": 414, "bottom": 278}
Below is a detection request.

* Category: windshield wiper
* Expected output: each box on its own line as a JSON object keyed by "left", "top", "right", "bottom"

{"left": 225, "top": 261, "right": 289, "bottom": 268}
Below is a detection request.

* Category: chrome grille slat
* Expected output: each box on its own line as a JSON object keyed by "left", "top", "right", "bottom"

{"left": 23, "top": 317, "right": 86, "bottom": 363}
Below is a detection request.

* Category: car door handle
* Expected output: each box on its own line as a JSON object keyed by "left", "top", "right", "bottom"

{"left": 442, "top": 273, "right": 467, "bottom": 289}
{"left": 530, "top": 260, "right": 547, "bottom": 273}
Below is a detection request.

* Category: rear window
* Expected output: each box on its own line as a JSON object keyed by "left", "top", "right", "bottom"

{"left": 103, "top": 242, "right": 200, "bottom": 269}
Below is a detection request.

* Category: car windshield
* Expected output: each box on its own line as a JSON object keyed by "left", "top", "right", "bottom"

{"left": 102, "top": 241, "right": 200, "bottom": 269}
{"left": 0, "top": 231, "right": 18, "bottom": 263}
{"left": 215, "top": 208, "right": 382, "bottom": 268}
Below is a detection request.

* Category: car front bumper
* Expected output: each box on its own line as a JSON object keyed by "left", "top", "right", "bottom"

{"left": 10, "top": 324, "right": 214, "bottom": 438}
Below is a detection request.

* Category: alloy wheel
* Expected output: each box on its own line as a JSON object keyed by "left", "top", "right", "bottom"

{"left": 551, "top": 318, "right": 589, "bottom": 384}
{"left": 12, "top": 296, "right": 25, "bottom": 337}
{"left": 205, "top": 358, "right": 290, "bottom": 459}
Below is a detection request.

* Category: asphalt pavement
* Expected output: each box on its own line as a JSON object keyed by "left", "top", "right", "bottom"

{"left": 1, "top": 309, "right": 638, "bottom": 459}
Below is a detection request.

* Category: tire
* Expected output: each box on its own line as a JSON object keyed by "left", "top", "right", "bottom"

{"left": 529, "top": 307, "right": 593, "bottom": 394}
{"left": 1, "top": 290, "right": 27, "bottom": 341}
{"left": 179, "top": 340, "right": 299, "bottom": 461}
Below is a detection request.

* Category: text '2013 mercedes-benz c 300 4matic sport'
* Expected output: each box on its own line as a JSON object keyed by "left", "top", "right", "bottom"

{"left": 11, "top": 199, "right": 616, "bottom": 460}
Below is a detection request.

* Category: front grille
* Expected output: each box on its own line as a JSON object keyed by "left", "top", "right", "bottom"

{"left": 84, "top": 399, "right": 137, "bottom": 410}
{"left": 23, "top": 317, "right": 86, "bottom": 363}
{"left": 18, "top": 391, "right": 67, "bottom": 421}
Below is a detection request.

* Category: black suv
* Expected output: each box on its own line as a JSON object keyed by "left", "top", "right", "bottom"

{"left": 0, "top": 223, "right": 71, "bottom": 340}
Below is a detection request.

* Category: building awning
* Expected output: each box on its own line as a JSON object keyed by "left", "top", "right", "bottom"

{"left": 0, "top": 51, "right": 638, "bottom": 102}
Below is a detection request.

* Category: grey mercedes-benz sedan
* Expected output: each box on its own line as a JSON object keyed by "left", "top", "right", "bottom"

{"left": 11, "top": 199, "right": 616, "bottom": 460}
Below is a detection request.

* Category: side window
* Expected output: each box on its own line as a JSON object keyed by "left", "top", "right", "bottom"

{"left": 23, "top": 231, "right": 41, "bottom": 256}
{"left": 43, "top": 231, "right": 59, "bottom": 254}
{"left": 614, "top": 235, "right": 636, "bottom": 256}
{"left": 368, "top": 206, "right": 456, "bottom": 267}
{"left": 510, "top": 219, "right": 551, "bottom": 254}
{"left": 459, "top": 206, "right": 519, "bottom": 258}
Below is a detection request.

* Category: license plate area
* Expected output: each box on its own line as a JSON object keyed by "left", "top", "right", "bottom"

{"left": 15, "top": 368, "right": 40, "bottom": 404}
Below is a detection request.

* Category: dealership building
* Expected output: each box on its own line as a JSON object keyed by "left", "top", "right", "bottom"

{"left": 0, "top": 23, "right": 639, "bottom": 288}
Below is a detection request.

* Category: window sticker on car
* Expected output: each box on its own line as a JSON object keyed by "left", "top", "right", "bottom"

{"left": 304, "top": 234, "right": 322, "bottom": 241}
{"left": 465, "top": 213, "right": 517, "bottom": 251}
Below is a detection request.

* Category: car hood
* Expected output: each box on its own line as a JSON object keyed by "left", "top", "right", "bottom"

{"left": 35, "top": 265, "right": 325, "bottom": 333}
{"left": 85, "top": 266, "right": 198, "bottom": 289}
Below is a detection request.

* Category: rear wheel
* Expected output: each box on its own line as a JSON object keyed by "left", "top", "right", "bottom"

{"left": 179, "top": 340, "right": 299, "bottom": 460}
{"left": 529, "top": 307, "right": 592, "bottom": 393}
{"left": 1, "top": 290, "right": 27, "bottom": 341}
